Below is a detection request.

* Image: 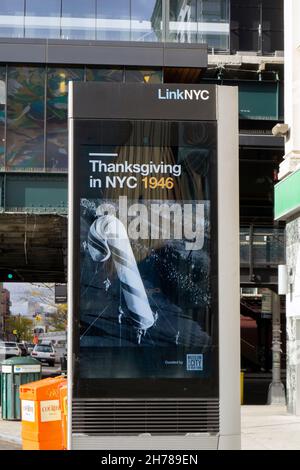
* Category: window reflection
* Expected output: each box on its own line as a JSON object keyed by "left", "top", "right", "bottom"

{"left": 46, "top": 67, "right": 84, "bottom": 171}
{"left": 169, "top": 0, "right": 197, "bottom": 44}
{"left": 131, "top": 0, "right": 162, "bottom": 42}
{"left": 0, "top": 0, "right": 281, "bottom": 53}
{"left": 6, "top": 66, "right": 45, "bottom": 171}
{"left": 96, "top": 0, "right": 130, "bottom": 41}
{"left": 61, "top": 0, "right": 96, "bottom": 40}
{"left": 86, "top": 67, "right": 124, "bottom": 82}
{"left": 169, "top": 0, "right": 229, "bottom": 50}
{"left": 125, "top": 68, "right": 162, "bottom": 83}
{"left": 1, "top": 65, "right": 164, "bottom": 172}
{"left": 0, "top": 0, "right": 24, "bottom": 38}
{"left": 25, "top": 0, "right": 61, "bottom": 39}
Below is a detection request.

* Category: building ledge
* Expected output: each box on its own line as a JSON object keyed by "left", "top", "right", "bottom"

{"left": 208, "top": 53, "right": 284, "bottom": 67}
{"left": 0, "top": 38, "right": 208, "bottom": 68}
{"left": 239, "top": 134, "right": 284, "bottom": 148}
{"left": 278, "top": 151, "right": 300, "bottom": 181}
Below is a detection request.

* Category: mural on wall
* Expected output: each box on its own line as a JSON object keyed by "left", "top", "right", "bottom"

{"left": 6, "top": 66, "right": 45, "bottom": 171}
{"left": 86, "top": 67, "right": 124, "bottom": 82}
{"left": 0, "top": 65, "right": 164, "bottom": 173}
{"left": 46, "top": 67, "right": 84, "bottom": 172}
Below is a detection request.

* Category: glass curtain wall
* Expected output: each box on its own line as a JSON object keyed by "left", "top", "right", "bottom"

{"left": 0, "top": 0, "right": 24, "bottom": 38}
{"left": 6, "top": 66, "right": 45, "bottom": 171}
{"left": 168, "top": 0, "right": 229, "bottom": 50}
{"left": 25, "top": 0, "right": 61, "bottom": 39}
{"left": 0, "top": 65, "right": 162, "bottom": 172}
{"left": 125, "top": 68, "right": 163, "bottom": 83}
{"left": 61, "top": 0, "right": 96, "bottom": 40}
{"left": 96, "top": 0, "right": 162, "bottom": 42}
{"left": 230, "top": 0, "right": 284, "bottom": 54}
{"left": 0, "top": 1, "right": 232, "bottom": 48}
{"left": 96, "top": 0, "right": 130, "bottom": 41}
{"left": 130, "top": 0, "right": 162, "bottom": 42}
{"left": 86, "top": 67, "right": 124, "bottom": 82}
{"left": 46, "top": 67, "right": 84, "bottom": 171}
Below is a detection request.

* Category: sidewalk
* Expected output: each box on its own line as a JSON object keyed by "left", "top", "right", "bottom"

{"left": 242, "top": 405, "right": 300, "bottom": 450}
{"left": 0, "top": 408, "right": 21, "bottom": 446}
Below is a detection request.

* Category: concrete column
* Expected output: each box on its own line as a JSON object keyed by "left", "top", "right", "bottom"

{"left": 278, "top": 0, "right": 300, "bottom": 180}
{"left": 285, "top": 219, "right": 300, "bottom": 414}
{"left": 268, "top": 291, "right": 286, "bottom": 405}
{"left": 296, "top": 320, "right": 300, "bottom": 415}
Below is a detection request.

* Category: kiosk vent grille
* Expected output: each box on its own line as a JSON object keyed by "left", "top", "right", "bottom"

{"left": 72, "top": 399, "right": 219, "bottom": 435}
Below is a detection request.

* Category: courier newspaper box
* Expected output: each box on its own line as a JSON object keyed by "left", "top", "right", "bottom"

{"left": 20, "top": 376, "right": 66, "bottom": 450}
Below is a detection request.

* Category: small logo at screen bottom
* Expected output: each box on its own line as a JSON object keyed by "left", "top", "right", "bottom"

{"left": 186, "top": 354, "right": 203, "bottom": 371}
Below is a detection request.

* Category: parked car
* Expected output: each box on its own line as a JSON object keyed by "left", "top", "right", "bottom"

{"left": 31, "top": 343, "right": 56, "bottom": 366}
{"left": 0, "top": 341, "right": 22, "bottom": 359}
{"left": 60, "top": 352, "right": 67, "bottom": 373}
{"left": 17, "top": 343, "right": 28, "bottom": 357}
{"left": 26, "top": 343, "right": 35, "bottom": 354}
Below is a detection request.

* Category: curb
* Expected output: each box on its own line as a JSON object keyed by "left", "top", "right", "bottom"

{"left": 0, "top": 432, "right": 22, "bottom": 446}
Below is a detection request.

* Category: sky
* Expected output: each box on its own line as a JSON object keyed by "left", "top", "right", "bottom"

{"left": 3, "top": 283, "right": 55, "bottom": 316}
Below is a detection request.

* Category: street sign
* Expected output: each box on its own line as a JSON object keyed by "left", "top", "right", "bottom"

{"left": 261, "top": 288, "right": 272, "bottom": 319}
{"left": 55, "top": 284, "right": 67, "bottom": 304}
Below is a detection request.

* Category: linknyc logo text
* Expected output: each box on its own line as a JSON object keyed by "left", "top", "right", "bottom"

{"left": 158, "top": 88, "right": 210, "bottom": 101}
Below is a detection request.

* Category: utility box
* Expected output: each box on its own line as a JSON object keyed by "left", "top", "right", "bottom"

{"left": 1, "top": 357, "right": 41, "bottom": 420}
{"left": 20, "top": 376, "right": 66, "bottom": 450}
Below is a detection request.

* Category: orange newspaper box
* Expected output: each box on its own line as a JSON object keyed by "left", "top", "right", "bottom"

{"left": 59, "top": 383, "right": 68, "bottom": 450}
{"left": 20, "top": 376, "right": 67, "bottom": 450}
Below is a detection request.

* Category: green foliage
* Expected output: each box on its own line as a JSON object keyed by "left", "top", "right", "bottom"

{"left": 6, "top": 314, "right": 34, "bottom": 342}
{"left": 47, "top": 304, "right": 67, "bottom": 331}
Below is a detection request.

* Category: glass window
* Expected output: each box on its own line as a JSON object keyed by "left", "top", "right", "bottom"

{"left": 131, "top": 0, "right": 162, "bottom": 42}
{"left": 25, "top": 0, "right": 61, "bottom": 39}
{"left": 125, "top": 68, "right": 162, "bottom": 83}
{"left": 86, "top": 67, "right": 124, "bottom": 82}
{"left": 0, "top": 0, "right": 24, "bottom": 38}
{"left": 262, "top": 2, "right": 284, "bottom": 54}
{"left": 169, "top": 0, "right": 229, "bottom": 49}
{"left": 197, "top": 0, "right": 229, "bottom": 51}
{"left": 230, "top": 0, "right": 260, "bottom": 53}
{"left": 61, "top": 0, "right": 96, "bottom": 40}
{"left": 46, "top": 67, "right": 84, "bottom": 172}
{"left": 0, "top": 66, "right": 6, "bottom": 171}
{"left": 96, "top": 0, "right": 130, "bottom": 41}
{"left": 36, "top": 345, "right": 53, "bottom": 352}
{"left": 6, "top": 66, "right": 45, "bottom": 171}
{"left": 169, "top": 0, "right": 198, "bottom": 44}
{"left": 199, "top": 0, "right": 228, "bottom": 22}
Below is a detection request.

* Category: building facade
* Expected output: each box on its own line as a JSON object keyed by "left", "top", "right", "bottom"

{"left": 0, "top": 1, "right": 285, "bottom": 383}
{"left": 0, "top": 283, "right": 11, "bottom": 339}
{"left": 275, "top": 0, "right": 300, "bottom": 415}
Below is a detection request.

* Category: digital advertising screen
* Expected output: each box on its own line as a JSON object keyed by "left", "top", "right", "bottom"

{"left": 72, "top": 118, "right": 218, "bottom": 398}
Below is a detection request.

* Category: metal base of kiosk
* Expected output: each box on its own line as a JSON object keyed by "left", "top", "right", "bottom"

{"left": 71, "top": 434, "right": 240, "bottom": 450}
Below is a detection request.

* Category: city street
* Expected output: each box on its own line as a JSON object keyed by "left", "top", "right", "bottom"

{"left": 42, "top": 364, "right": 62, "bottom": 377}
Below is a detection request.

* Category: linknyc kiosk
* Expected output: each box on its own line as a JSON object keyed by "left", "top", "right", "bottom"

{"left": 68, "top": 83, "right": 240, "bottom": 450}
